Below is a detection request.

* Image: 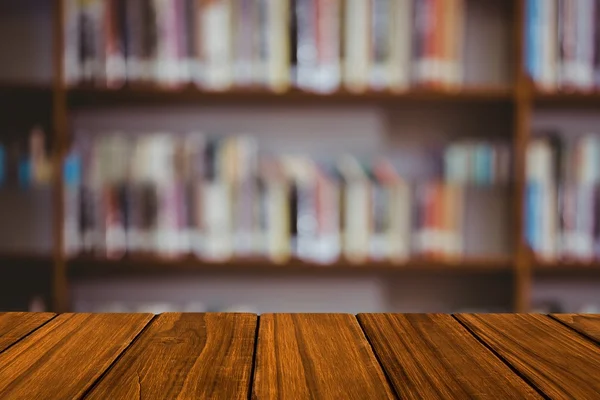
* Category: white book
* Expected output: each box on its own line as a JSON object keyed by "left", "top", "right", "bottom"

{"left": 344, "top": 0, "right": 370, "bottom": 92}
{"left": 265, "top": 0, "right": 290, "bottom": 92}
{"left": 344, "top": 181, "right": 370, "bottom": 262}
{"left": 201, "top": 0, "right": 233, "bottom": 90}
{"left": 265, "top": 182, "right": 291, "bottom": 263}
{"left": 389, "top": 0, "right": 413, "bottom": 91}
{"left": 202, "top": 181, "right": 232, "bottom": 260}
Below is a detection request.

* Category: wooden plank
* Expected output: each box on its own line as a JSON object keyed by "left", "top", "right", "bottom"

{"left": 456, "top": 314, "right": 600, "bottom": 399}
{"left": 0, "top": 312, "right": 55, "bottom": 353}
{"left": 0, "top": 313, "right": 153, "bottom": 399}
{"left": 357, "top": 314, "right": 542, "bottom": 399}
{"left": 86, "top": 313, "right": 257, "bottom": 400}
{"left": 551, "top": 314, "right": 600, "bottom": 344}
{"left": 252, "top": 313, "right": 396, "bottom": 399}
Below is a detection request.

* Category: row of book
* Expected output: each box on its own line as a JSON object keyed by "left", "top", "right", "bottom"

{"left": 525, "top": 0, "right": 600, "bottom": 91}
{"left": 0, "top": 127, "right": 52, "bottom": 188}
{"left": 444, "top": 141, "right": 511, "bottom": 186}
{"left": 63, "top": 132, "right": 511, "bottom": 262}
{"left": 526, "top": 133, "right": 600, "bottom": 260}
{"left": 64, "top": 0, "right": 466, "bottom": 92}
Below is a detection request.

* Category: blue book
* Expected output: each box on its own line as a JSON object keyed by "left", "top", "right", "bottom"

{"left": 526, "top": 180, "right": 540, "bottom": 252}
{"left": 18, "top": 159, "right": 31, "bottom": 188}
{"left": 64, "top": 152, "right": 82, "bottom": 187}
{"left": 526, "top": 0, "right": 540, "bottom": 82}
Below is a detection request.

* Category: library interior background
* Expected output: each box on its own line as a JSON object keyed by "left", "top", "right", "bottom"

{"left": 1, "top": 0, "right": 599, "bottom": 314}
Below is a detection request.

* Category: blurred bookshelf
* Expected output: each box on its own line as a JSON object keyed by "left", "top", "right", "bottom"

{"left": 2, "top": 0, "right": 600, "bottom": 314}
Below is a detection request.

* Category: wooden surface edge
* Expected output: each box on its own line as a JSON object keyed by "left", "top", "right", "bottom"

{"left": 549, "top": 314, "right": 600, "bottom": 346}
{"left": 0, "top": 313, "right": 57, "bottom": 355}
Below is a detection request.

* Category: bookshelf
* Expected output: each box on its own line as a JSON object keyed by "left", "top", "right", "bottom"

{"left": 2, "top": 0, "right": 597, "bottom": 313}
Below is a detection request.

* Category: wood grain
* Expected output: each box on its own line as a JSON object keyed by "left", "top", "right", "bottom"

{"left": 456, "top": 313, "right": 600, "bottom": 399}
{"left": 86, "top": 313, "right": 257, "bottom": 400}
{"left": 357, "top": 314, "right": 542, "bottom": 399}
{"left": 551, "top": 314, "right": 600, "bottom": 344}
{"left": 0, "top": 313, "right": 152, "bottom": 399}
{"left": 0, "top": 312, "right": 55, "bottom": 353}
{"left": 252, "top": 313, "right": 396, "bottom": 399}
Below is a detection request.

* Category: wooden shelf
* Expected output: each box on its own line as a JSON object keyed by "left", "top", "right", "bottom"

{"left": 67, "top": 254, "right": 513, "bottom": 277}
{"left": 66, "top": 85, "right": 514, "bottom": 108}
{"left": 0, "top": 82, "right": 52, "bottom": 99}
{"left": 534, "top": 259, "right": 600, "bottom": 274}
{"left": 532, "top": 90, "right": 600, "bottom": 107}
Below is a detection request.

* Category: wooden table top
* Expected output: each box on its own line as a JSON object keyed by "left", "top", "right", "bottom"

{"left": 0, "top": 313, "right": 599, "bottom": 399}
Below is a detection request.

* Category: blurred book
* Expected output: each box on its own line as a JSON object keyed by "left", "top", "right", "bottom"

{"left": 526, "top": 133, "right": 600, "bottom": 262}
{"left": 525, "top": 0, "right": 598, "bottom": 91}
{"left": 64, "top": 131, "right": 511, "bottom": 264}
{"left": 64, "top": 0, "right": 467, "bottom": 92}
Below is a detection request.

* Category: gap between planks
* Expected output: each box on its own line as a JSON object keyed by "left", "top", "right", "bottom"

{"left": 79, "top": 314, "right": 159, "bottom": 400}
{"left": 247, "top": 314, "right": 261, "bottom": 400}
{"left": 547, "top": 314, "right": 600, "bottom": 347}
{"left": 0, "top": 314, "right": 58, "bottom": 356}
{"left": 449, "top": 314, "right": 550, "bottom": 400}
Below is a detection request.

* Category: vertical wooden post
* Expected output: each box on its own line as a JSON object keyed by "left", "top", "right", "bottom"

{"left": 513, "top": 0, "right": 533, "bottom": 312}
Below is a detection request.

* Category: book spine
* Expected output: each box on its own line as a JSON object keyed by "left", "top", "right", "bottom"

{"left": 153, "top": 0, "right": 181, "bottom": 87}
{"left": 295, "top": 0, "right": 317, "bottom": 90}
{"left": 104, "top": 183, "right": 127, "bottom": 259}
{"left": 201, "top": 0, "right": 233, "bottom": 90}
{"left": 317, "top": 0, "right": 341, "bottom": 92}
{"left": 344, "top": 180, "right": 369, "bottom": 262}
{"left": 369, "top": 0, "right": 391, "bottom": 90}
{"left": 125, "top": 0, "right": 143, "bottom": 83}
{"left": 539, "top": 0, "right": 557, "bottom": 90}
{"left": 389, "top": 180, "right": 411, "bottom": 262}
{"left": 452, "top": 0, "right": 465, "bottom": 86}
{"left": 432, "top": 0, "right": 444, "bottom": 87}
{"left": 105, "top": 0, "right": 126, "bottom": 88}
{"left": 594, "top": 0, "right": 600, "bottom": 87}
{"left": 344, "top": 0, "right": 370, "bottom": 92}
{"left": 580, "top": 0, "right": 596, "bottom": 89}
{"left": 561, "top": 0, "right": 578, "bottom": 88}
{"left": 233, "top": 0, "right": 256, "bottom": 86}
{"left": 174, "top": 0, "right": 191, "bottom": 83}
{"left": 526, "top": 0, "right": 540, "bottom": 83}
{"left": 79, "top": 0, "right": 102, "bottom": 83}
{"left": 389, "top": 0, "right": 413, "bottom": 91}
{"left": 64, "top": 152, "right": 82, "bottom": 256}
{"left": 413, "top": 0, "right": 434, "bottom": 85}
{"left": 268, "top": 180, "right": 291, "bottom": 263}
{"left": 369, "top": 181, "right": 388, "bottom": 260}
{"left": 266, "top": 0, "right": 290, "bottom": 92}
{"left": 64, "top": 0, "right": 81, "bottom": 86}
{"left": 141, "top": 0, "right": 159, "bottom": 82}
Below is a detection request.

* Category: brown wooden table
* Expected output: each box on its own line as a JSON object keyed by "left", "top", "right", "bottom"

{"left": 0, "top": 313, "right": 599, "bottom": 399}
